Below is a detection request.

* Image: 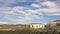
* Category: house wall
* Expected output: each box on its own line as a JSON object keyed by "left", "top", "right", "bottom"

{"left": 29, "top": 24, "right": 45, "bottom": 29}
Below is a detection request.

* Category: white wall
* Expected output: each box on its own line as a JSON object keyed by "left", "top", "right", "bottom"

{"left": 30, "top": 24, "right": 45, "bottom": 29}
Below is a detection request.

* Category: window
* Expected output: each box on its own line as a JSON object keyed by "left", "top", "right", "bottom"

{"left": 36, "top": 25, "right": 38, "bottom": 28}
{"left": 32, "top": 25, "right": 34, "bottom": 27}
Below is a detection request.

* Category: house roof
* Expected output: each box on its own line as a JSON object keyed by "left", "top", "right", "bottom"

{"left": 29, "top": 23, "right": 44, "bottom": 25}
{"left": 53, "top": 20, "right": 60, "bottom": 22}
{"left": 53, "top": 20, "right": 60, "bottom": 23}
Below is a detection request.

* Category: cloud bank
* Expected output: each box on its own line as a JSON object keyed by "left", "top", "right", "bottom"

{"left": 0, "top": 0, "right": 60, "bottom": 24}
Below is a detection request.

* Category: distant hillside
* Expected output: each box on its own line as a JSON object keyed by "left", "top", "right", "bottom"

{"left": 0, "top": 24, "right": 26, "bottom": 31}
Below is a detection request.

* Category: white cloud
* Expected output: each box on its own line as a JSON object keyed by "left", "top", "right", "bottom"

{"left": 47, "top": 13, "right": 60, "bottom": 16}
{"left": 31, "top": 4, "right": 40, "bottom": 8}
{"left": 12, "top": 7, "right": 31, "bottom": 16}
{"left": 0, "top": 0, "right": 60, "bottom": 24}
{"left": 0, "top": 6, "right": 43, "bottom": 24}
{"left": 35, "top": 8, "right": 60, "bottom": 16}
{"left": 34, "top": 0, "right": 41, "bottom": 2}
{"left": 0, "top": 7, "right": 11, "bottom": 11}
{"left": 34, "top": 1, "right": 60, "bottom": 16}
{"left": 26, "top": 10, "right": 38, "bottom": 13}
{"left": 13, "top": 6, "right": 25, "bottom": 10}
{"left": 0, "top": 22, "right": 7, "bottom": 24}
{"left": 40, "top": 8, "right": 60, "bottom": 12}
{"left": 52, "top": 13, "right": 60, "bottom": 15}
{"left": 42, "top": 1, "right": 57, "bottom": 8}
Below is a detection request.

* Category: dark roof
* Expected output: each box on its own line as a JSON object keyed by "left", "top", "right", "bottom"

{"left": 53, "top": 20, "right": 60, "bottom": 22}
{"left": 29, "top": 23, "right": 43, "bottom": 24}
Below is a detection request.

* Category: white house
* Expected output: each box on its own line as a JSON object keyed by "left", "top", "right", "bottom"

{"left": 28, "top": 23, "right": 45, "bottom": 29}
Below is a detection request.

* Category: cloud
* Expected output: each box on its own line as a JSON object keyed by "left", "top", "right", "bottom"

{"left": 0, "top": 0, "right": 27, "bottom": 3}
{"left": 31, "top": 4, "right": 40, "bottom": 8}
{"left": 34, "top": 1, "right": 60, "bottom": 16}
{"left": 12, "top": 6, "right": 25, "bottom": 10}
{"left": 0, "top": 0, "right": 60, "bottom": 7}
{"left": 39, "top": 8, "right": 60, "bottom": 13}
{"left": 34, "top": 0, "right": 41, "bottom": 2}
{"left": 0, "top": 6, "right": 43, "bottom": 23}
{"left": 35, "top": 8, "right": 60, "bottom": 16}
{"left": 42, "top": 1, "right": 57, "bottom": 8}
{"left": 0, "top": 0, "right": 60, "bottom": 24}
{"left": 0, "top": 0, "right": 34, "bottom": 7}
{"left": 26, "top": 10, "right": 38, "bottom": 13}
{"left": 47, "top": 13, "right": 60, "bottom": 16}
{"left": 0, "top": 22, "right": 7, "bottom": 24}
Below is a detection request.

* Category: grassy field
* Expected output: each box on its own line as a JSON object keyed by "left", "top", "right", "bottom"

{"left": 0, "top": 30, "right": 59, "bottom": 34}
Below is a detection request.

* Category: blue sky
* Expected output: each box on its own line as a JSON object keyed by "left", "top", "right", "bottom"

{"left": 0, "top": 0, "right": 60, "bottom": 24}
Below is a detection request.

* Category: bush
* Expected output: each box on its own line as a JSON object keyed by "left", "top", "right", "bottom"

{"left": 0, "top": 30, "right": 59, "bottom": 34}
